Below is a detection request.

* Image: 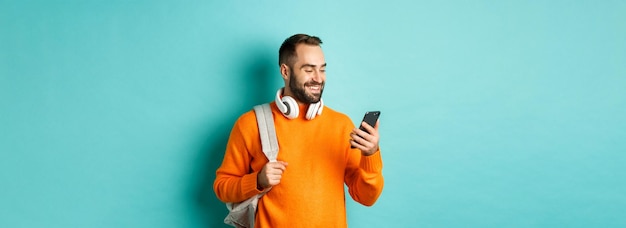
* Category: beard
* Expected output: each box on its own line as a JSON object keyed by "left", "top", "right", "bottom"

{"left": 288, "top": 69, "right": 324, "bottom": 104}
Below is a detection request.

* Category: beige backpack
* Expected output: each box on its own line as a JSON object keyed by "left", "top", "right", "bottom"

{"left": 224, "top": 103, "right": 278, "bottom": 228}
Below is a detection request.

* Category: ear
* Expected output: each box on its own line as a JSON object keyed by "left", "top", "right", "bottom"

{"left": 280, "top": 64, "right": 289, "bottom": 80}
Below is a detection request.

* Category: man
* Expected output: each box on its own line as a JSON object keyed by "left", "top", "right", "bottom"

{"left": 214, "top": 34, "right": 384, "bottom": 227}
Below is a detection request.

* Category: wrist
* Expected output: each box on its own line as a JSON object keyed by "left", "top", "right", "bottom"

{"left": 256, "top": 173, "right": 266, "bottom": 191}
{"left": 361, "top": 146, "right": 379, "bottom": 156}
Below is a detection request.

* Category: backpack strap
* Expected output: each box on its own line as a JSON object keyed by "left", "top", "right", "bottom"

{"left": 224, "top": 104, "right": 278, "bottom": 228}
{"left": 253, "top": 103, "right": 279, "bottom": 162}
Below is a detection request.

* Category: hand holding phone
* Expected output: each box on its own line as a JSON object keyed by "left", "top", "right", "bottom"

{"left": 351, "top": 111, "right": 381, "bottom": 149}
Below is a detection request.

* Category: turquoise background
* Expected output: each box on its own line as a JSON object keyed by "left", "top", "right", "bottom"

{"left": 1, "top": 1, "right": 625, "bottom": 227}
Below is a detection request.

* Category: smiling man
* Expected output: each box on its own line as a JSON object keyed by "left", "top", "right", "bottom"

{"left": 214, "top": 34, "right": 384, "bottom": 227}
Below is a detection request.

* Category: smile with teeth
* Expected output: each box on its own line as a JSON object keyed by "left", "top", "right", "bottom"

{"left": 307, "top": 85, "right": 322, "bottom": 92}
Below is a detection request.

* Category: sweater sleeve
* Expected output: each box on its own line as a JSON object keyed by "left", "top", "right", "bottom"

{"left": 213, "top": 114, "right": 264, "bottom": 203}
{"left": 344, "top": 147, "right": 384, "bottom": 206}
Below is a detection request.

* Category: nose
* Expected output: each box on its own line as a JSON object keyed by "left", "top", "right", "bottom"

{"left": 312, "top": 70, "right": 323, "bottom": 83}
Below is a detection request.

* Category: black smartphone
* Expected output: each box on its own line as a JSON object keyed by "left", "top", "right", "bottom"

{"left": 351, "top": 111, "right": 381, "bottom": 148}
{"left": 360, "top": 111, "right": 380, "bottom": 133}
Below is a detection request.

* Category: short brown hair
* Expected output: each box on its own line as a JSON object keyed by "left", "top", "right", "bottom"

{"left": 278, "top": 34, "right": 323, "bottom": 67}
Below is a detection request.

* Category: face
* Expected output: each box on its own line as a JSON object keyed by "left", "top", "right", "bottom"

{"left": 283, "top": 44, "right": 326, "bottom": 104}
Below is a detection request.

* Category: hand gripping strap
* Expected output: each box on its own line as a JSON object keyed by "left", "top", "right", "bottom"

{"left": 224, "top": 104, "right": 278, "bottom": 228}
{"left": 253, "top": 103, "right": 279, "bottom": 162}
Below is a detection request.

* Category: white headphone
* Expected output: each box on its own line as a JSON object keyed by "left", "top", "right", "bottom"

{"left": 275, "top": 88, "right": 323, "bottom": 120}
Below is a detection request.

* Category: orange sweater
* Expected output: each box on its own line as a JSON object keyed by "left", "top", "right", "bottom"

{"left": 214, "top": 102, "right": 384, "bottom": 227}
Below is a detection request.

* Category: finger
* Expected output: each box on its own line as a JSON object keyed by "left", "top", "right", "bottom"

{"left": 351, "top": 132, "right": 373, "bottom": 148}
{"left": 355, "top": 122, "right": 380, "bottom": 143}
{"left": 268, "top": 172, "right": 285, "bottom": 185}
{"left": 360, "top": 121, "right": 379, "bottom": 137}
{"left": 268, "top": 177, "right": 281, "bottom": 186}
{"left": 269, "top": 162, "right": 287, "bottom": 171}
{"left": 267, "top": 169, "right": 284, "bottom": 176}
{"left": 350, "top": 139, "right": 364, "bottom": 150}
{"left": 353, "top": 129, "right": 379, "bottom": 149}
{"left": 350, "top": 138, "right": 371, "bottom": 152}
{"left": 269, "top": 174, "right": 283, "bottom": 180}
{"left": 361, "top": 120, "right": 374, "bottom": 129}
{"left": 353, "top": 128, "right": 373, "bottom": 141}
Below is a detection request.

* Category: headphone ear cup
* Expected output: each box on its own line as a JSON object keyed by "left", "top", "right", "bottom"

{"left": 281, "top": 96, "right": 299, "bottom": 119}
{"left": 276, "top": 88, "right": 298, "bottom": 119}
{"left": 317, "top": 99, "right": 324, "bottom": 116}
{"left": 275, "top": 89, "right": 288, "bottom": 114}
{"left": 305, "top": 102, "right": 319, "bottom": 120}
{"left": 305, "top": 99, "right": 324, "bottom": 120}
